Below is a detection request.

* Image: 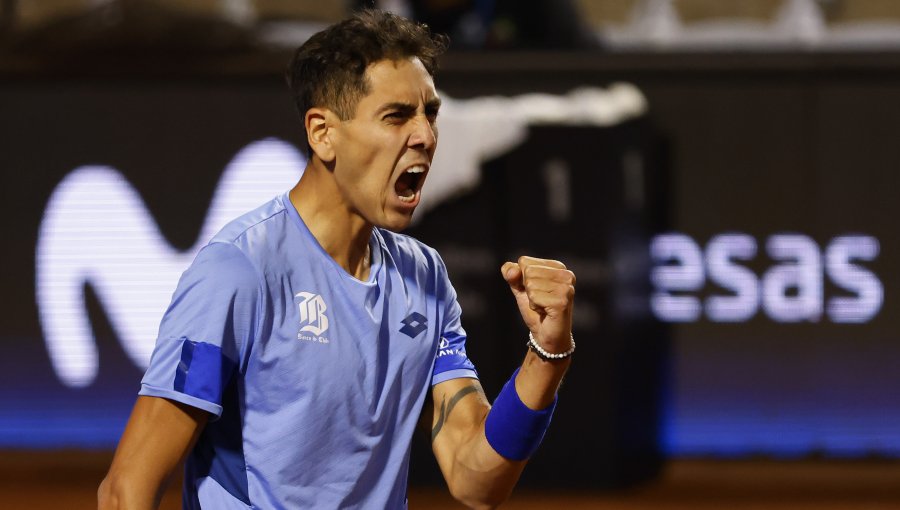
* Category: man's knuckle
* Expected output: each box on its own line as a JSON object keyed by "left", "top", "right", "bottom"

{"left": 524, "top": 265, "right": 538, "bottom": 281}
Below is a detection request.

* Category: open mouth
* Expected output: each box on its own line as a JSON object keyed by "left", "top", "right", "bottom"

{"left": 395, "top": 165, "right": 427, "bottom": 203}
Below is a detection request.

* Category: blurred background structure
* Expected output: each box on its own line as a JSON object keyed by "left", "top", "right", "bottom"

{"left": 2, "top": 1, "right": 900, "bottom": 508}
{"left": 7, "top": 0, "right": 900, "bottom": 52}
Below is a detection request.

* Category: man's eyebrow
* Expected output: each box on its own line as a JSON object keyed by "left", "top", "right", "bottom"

{"left": 375, "top": 98, "right": 442, "bottom": 116}
{"left": 376, "top": 102, "right": 417, "bottom": 116}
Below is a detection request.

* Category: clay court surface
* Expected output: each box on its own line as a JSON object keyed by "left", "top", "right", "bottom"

{"left": 3, "top": 451, "right": 900, "bottom": 509}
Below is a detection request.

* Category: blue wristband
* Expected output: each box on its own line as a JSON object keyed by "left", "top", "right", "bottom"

{"left": 484, "top": 368, "right": 557, "bottom": 461}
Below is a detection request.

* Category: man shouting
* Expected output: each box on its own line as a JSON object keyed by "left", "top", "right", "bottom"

{"left": 99, "top": 9, "right": 576, "bottom": 510}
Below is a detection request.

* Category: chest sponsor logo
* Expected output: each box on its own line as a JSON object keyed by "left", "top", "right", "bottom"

{"left": 295, "top": 291, "right": 330, "bottom": 342}
{"left": 399, "top": 312, "right": 428, "bottom": 338}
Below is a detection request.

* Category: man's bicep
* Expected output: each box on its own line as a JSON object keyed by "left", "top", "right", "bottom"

{"left": 430, "top": 377, "right": 489, "bottom": 451}
{"left": 103, "top": 396, "right": 209, "bottom": 503}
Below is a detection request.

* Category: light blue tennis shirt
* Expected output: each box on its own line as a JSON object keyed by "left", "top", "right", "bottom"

{"left": 140, "top": 192, "right": 478, "bottom": 509}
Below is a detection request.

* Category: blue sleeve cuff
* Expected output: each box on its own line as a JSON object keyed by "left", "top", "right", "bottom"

{"left": 139, "top": 384, "right": 224, "bottom": 419}
{"left": 432, "top": 368, "right": 479, "bottom": 386}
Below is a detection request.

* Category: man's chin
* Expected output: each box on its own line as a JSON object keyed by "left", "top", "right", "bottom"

{"left": 378, "top": 210, "right": 415, "bottom": 232}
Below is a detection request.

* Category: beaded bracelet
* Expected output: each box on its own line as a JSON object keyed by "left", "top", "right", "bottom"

{"left": 527, "top": 332, "right": 575, "bottom": 361}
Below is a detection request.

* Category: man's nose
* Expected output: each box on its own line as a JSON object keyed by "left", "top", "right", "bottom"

{"left": 408, "top": 116, "right": 436, "bottom": 150}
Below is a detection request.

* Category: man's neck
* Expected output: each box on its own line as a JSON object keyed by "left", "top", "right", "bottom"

{"left": 289, "top": 163, "right": 373, "bottom": 281}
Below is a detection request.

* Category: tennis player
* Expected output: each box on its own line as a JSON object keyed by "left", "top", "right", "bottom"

{"left": 98, "top": 9, "right": 575, "bottom": 509}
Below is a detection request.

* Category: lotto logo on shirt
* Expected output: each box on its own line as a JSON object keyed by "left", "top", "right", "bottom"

{"left": 295, "top": 291, "right": 330, "bottom": 342}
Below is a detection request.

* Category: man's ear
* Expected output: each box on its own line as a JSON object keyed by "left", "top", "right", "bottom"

{"left": 306, "top": 107, "right": 336, "bottom": 163}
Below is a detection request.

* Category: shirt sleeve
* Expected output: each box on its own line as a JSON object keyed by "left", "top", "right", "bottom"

{"left": 431, "top": 255, "right": 478, "bottom": 386}
{"left": 139, "top": 242, "right": 260, "bottom": 418}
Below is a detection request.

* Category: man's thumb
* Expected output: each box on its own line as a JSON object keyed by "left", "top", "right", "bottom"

{"left": 501, "top": 261, "right": 524, "bottom": 291}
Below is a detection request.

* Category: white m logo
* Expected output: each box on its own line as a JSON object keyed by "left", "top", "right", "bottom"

{"left": 295, "top": 292, "right": 329, "bottom": 336}
{"left": 36, "top": 139, "right": 306, "bottom": 388}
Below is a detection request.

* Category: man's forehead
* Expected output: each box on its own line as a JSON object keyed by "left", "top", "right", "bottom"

{"left": 363, "top": 57, "right": 438, "bottom": 102}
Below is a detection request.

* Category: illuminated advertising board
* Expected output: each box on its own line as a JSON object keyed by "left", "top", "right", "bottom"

{"left": 2, "top": 71, "right": 898, "bottom": 465}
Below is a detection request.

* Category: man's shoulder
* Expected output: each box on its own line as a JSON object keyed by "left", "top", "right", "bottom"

{"left": 210, "top": 194, "right": 289, "bottom": 247}
{"left": 186, "top": 194, "right": 290, "bottom": 289}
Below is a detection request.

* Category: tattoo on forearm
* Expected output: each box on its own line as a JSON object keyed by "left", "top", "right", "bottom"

{"left": 431, "top": 385, "right": 479, "bottom": 442}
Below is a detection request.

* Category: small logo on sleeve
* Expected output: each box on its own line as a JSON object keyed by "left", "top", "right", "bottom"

{"left": 295, "top": 291, "right": 330, "bottom": 342}
{"left": 399, "top": 312, "right": 428, "bottom": 338}
{"left": 436, "top": 336, "right": 465, "bottom": 358}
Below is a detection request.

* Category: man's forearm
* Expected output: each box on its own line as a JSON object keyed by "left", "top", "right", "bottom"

{"left": 514, "top": 350, "right": 572, "bottom": 410}
{"left": 441, "top": 353, "right": 571, "bottom": 508}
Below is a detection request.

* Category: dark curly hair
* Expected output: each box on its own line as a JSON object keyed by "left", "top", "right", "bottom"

{"left": 286, "top": 9, "right": 449, "bottom": 153}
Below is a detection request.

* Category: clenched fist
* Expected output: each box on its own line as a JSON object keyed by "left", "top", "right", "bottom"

{"left": 501, "top": 256, "right": 576, "bottom": 356}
